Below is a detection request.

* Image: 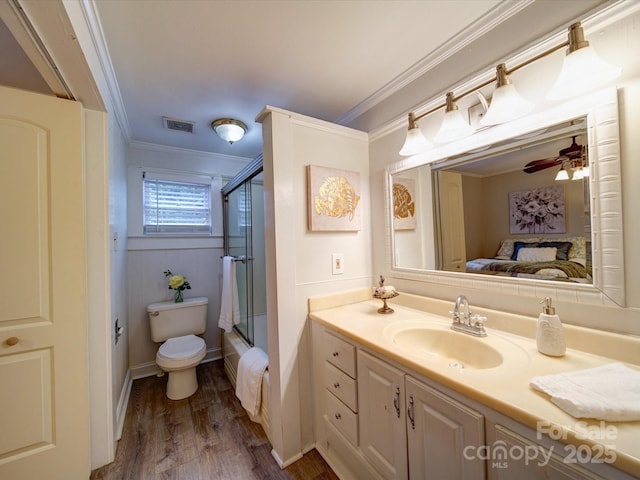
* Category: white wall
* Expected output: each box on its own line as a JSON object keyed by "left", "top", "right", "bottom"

{"left": 370, "top": 9, "right": 640, "bottom": 335}
{"left": 259, "top": 107, "right": 371, "bottom": 466}
{"left": 126, "top": 142, "right": 250, "bottom": 378}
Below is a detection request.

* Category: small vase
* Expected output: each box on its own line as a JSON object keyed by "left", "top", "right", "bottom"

{"left": 174, "top": 290, "right": 184, "bottom": 303}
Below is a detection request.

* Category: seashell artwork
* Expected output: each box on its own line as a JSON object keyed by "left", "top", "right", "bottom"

{"left": 392, "top": 177, "right": 416, "bottom": 230}
{"left": 307, "top": 165, "right": 361, "bottom": 231}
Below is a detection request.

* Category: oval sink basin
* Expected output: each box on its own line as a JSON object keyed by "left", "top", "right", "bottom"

{"left": 390, "top": 327, "right": 503, "bottom": 369}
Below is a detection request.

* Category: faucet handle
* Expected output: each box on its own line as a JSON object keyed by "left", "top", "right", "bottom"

{"left": 470, "top": 314, "right": 487, "bottom": 328}
{"left": 449, "top": 310, "right": 461, "bottom": 323}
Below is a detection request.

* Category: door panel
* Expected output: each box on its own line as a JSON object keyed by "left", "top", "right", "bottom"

{"left": 0, "top": 85, "right": 90, "bottom": 479}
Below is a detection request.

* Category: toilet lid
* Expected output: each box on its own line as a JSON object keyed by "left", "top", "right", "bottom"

{"left": 158, "top": 334, "right": 206, "bottom": 359}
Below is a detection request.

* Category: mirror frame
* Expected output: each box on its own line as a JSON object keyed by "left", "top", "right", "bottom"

{"left": 385, "top": 87, "right": 625, "bottom": 307}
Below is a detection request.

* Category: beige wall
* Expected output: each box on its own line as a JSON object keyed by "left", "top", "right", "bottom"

{"left": 126, "top": 143, "right": 250, "bottom": 378}
{"left": 370, "top": 9, "right": 640, "bottom": 335}
{"left": 259, "top": 107, "right": 371, "bottom": 465}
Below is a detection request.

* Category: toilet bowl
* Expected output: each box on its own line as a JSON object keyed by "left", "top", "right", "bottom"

{"left": 148, "top": 297, "right": 208, "bottom": 400}
{"left": 156, "top": 334, "right": 207, "bottom": 399}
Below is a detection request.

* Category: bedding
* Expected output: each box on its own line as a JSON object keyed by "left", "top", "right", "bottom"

{"left": 466, "top": 236, "right": 591, "bottom": 281}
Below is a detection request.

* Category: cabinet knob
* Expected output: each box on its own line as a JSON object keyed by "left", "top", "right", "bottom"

{"left": 334, "top": 413, "right": 341, "bottom": 420}
{"left": 332, "top": 351, "right": 339, "bottom": 357}
{"left": 6, "top": 337, "right": 19, "bottom": 346}
{"left": 333, "top": 382, "right": 340, "bottom": 389}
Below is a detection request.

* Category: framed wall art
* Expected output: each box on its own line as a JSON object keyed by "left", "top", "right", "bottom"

{"left": 509, "top": 185, "right": 566, "bottom": 234}
{"left": 392, "top": 177, "right": 416, "bottom": 230}
{"left": 307, "top": 165, "right": 361, "bottom": 231}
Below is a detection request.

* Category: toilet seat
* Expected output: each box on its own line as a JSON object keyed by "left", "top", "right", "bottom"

{"left": 157, "top": 334, "right": 206, "bottom": 370}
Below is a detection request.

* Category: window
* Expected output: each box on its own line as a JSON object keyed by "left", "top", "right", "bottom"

{"left": 143, "top": 172, "right": 212, "bottom": 234}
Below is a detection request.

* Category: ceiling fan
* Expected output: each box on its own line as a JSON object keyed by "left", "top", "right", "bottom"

{"left": 523, "top": 136, "right": 584, "bottom": 174}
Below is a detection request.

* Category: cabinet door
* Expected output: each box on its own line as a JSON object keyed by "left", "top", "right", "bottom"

{"left": 358, "top": 350, "right": 408, "bottom": 480}
{"left": 406, "top": 376, "right": 485, "bottom": 480}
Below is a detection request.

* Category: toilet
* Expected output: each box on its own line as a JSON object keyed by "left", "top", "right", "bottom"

{"left": 148, "top": 297, "right": 208, "bottom": 400}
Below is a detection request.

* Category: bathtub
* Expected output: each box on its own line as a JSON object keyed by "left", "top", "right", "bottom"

{"left": 223, "top": 329, "right": 271, "bottom": 444}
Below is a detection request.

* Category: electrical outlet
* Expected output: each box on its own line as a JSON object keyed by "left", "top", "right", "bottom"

{"left": 332, "top": 253, "right": 344, "bottom": 275}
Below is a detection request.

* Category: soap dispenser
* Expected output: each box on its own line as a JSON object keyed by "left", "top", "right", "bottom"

{"left": 536, "top": 297, "right": 566, "bottom": 357}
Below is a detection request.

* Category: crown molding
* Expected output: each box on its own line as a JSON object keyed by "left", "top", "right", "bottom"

{"left": 335, "top": 0, "right": 534, "bottom": 127}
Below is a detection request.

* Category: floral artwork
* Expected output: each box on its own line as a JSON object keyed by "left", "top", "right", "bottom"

{"left": 509, "top": 185, "right": 566, "bottom": 234}
{"left": 307, "top": 165, "right": 361, "bottom": 231}
{"left": 392, "top": 178, "right": 416, "bottom": 230}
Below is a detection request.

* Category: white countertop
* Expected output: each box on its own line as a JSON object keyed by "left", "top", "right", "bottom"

{"left": 308, "top": 290, "right": 640, "bottom": 478}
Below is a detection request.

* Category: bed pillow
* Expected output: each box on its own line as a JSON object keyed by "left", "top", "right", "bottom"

{"left": 539, "top": 241, "right": 573, "bottom": 261}
{"left": 517, "top": 247, "right": 558, "bottom": 262}
{"left": 496, "top": 237, "right": 541, "bottom": 258}
{"left": 511, "top": 241, "right": 540, "bottom": 260}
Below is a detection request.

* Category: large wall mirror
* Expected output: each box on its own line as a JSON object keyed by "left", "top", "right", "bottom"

{"left": 386, "top": 88, "right": 625, "bottom": 307}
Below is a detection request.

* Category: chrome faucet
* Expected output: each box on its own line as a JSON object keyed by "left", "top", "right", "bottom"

{"left": 450, "top": 295, "right": 487, "bottom": 337}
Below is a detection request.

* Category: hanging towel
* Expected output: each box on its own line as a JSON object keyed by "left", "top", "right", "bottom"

{"left": 530, "top": 362, "right": 640, "bottom": 421}
{"left": 218, "top": 256, "right": 240, "bottom": 332}
{"left": 235, "top": 347, "right": 269, "bottom": 416}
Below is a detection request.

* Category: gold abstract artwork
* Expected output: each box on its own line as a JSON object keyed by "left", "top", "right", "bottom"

{"left": 307, "top": 165, "right": 361, "bottom": 231}
{"left": 393, "top": 178, "right": 416, "bottom": 230}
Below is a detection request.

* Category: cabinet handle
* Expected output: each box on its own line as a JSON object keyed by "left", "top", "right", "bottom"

{"left": 334, "top": 413, "right": 341, "bottom": 420}
{"left": 6, "top": 337, "right": 19, "bottom": 346}
{"left": 333, "top": 382, "right": 340, "bottom": 389}
{"left": 393, "top": 385, "right": 400, "bottom": 418}
{"left": 408, "top": 393, "right": 415, "bottom": 430}
{"left": 332, "top": 351, "right": 339, "bottom": 357}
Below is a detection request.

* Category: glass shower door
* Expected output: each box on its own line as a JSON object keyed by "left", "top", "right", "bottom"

{"left": 225, "top": 183, "right": 253, "bottom": 346}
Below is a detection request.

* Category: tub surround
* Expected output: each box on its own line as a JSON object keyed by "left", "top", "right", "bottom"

{"left": 309, "top": 288, "right": 640, "bottom": 478}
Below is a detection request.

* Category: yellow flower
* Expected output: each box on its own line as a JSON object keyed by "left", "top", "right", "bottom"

{"left": 168, "top": 275, "right": 186, "bottom": 290}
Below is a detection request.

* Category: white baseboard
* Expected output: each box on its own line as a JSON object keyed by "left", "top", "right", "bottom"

{"left": 271, "top": 448, "right": 303, "bottom": 469}
{"left": 115, "top": 370, "right": 132, "bottom": 440}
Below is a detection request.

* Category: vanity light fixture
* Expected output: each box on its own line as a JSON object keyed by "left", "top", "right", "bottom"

{"left": 211, "top": 118, "right": 247, "bottom": 144}
{"left": 399, "top": 21, "right": 621, "bottom": 156}
{"left": 547, "top": 22, "right": 622, "bottom": 100}
{"left": 480, "top": 64, "right": 534, "bottom": 126}
{"left": 434, "top": 92, "right": 475, "bottom": 143}
{"left": 399, "top": 112, "right": 432, "bottom": 156}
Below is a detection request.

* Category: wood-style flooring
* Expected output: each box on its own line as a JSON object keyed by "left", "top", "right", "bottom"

{"left": 91, "top": 360, "right": 338, "bottom": 480}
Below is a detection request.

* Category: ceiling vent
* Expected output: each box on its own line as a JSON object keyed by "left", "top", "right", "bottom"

{"left": 162, "top": 116, "right": 195, "bottom": 133}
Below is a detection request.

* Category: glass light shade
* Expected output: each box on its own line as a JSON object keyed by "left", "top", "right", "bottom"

{"left": 399, "top": 126, "right": 432, "bottom": 156}
{"left": 434, "top": 109, "right": 474, "bottom": 143}
{"left": 572, "top": 167, "right": 585, "bottom": 180}
{"left": 547, "top": 46, "right": 621, "bottom": 100}
{"left": 480, "top": 83, "right": 534, "bottom": 126}
{"left": 211, "top": 118, "right": 247, "bottom": 143}
{"left": 555, "top": 168, "right": 570, "bottom": 181}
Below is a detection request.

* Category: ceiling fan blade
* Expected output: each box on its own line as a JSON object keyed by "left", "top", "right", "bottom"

{"left": 523, "top": 155, "right": 562, "bottom": 169}
{"left": 523, "top": 157, "right": 563, "bottom": 174}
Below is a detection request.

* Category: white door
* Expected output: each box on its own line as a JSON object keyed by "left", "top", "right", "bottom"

{"left": 437, "top": 170, "right": 467, "bottom": 272}
{"left": 0, "top": 85, "right": 90, "bottom": 479}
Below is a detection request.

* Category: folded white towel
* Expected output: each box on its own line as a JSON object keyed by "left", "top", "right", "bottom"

{"left": 530, "top": 362, "right": 640, "bottom": 421}
{"left": 235, "top": 347, "right": 268, "bottom": 417}
{"left": 218, "top": 256, "right": 240, "bottom": 332}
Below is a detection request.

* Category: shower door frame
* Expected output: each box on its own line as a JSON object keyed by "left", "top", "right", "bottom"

{"left": 222, "top": 154, "right": 263, "bottom": 347}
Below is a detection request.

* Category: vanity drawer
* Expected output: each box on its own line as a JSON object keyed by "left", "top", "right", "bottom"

{"left": 326, "top": 390, "right": 358, "bottom": 447}
{"left": 323, "top": 330, "right": 356, "bottom": 377}
{"left": 325, "top": 361, "right": 357, "bottom": 412}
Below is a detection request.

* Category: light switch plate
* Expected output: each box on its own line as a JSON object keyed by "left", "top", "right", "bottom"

{"left": 332, "top": 253, "right": 344, "bottom": 275}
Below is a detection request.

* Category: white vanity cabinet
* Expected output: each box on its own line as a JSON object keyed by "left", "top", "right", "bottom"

{"left": 358, "top": 350, "right": 408, "bottom": 480}
{"left": 406, "top": 376, "right": 485, "bottom": 479}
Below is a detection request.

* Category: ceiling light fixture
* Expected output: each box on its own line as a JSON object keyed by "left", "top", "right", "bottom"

{"left": 399, "top": 21, "right": 621, "bottom": 156}
{"left": 211, "top": 118, "right": 247, "bottom": 144}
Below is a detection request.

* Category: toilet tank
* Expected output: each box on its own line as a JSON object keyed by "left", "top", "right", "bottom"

{"left": 148, "top": 297, "right": 208, "bottom": 342}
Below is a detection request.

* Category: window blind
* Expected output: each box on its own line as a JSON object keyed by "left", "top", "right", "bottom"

{"left": 143, "top": 177, "right": 212, "bottom": 234}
